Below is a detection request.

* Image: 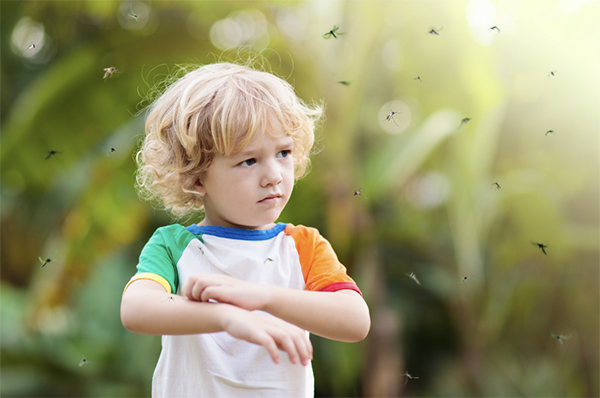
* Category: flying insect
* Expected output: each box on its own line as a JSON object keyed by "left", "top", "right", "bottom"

{"left": 458, "top": 117, "right": 471, "bottom": 128}
{"left": 551, "top": 331, "right": 571, "bottom": 345}
{"left": 45, "top": 150, "right": 62, "bottom": 160}
{"left": 354, "top": 188, "right": 365, "bottom": 198}
{"left": 103, "top": 67, "right": 118, "bottom": 80}
{"left": 532, "top": 241, "right": 548, "bottom": 255}
{"left": 406, "top": 272, "right": 420, "bottom": 285}
{"left": 384, "top": 110, "right": 401, "bottom": 127}
{"left": 323, "top": 25, "right": 345, "bottom": 39}
{"left": 403, "top": 371, "right": 419, "bottom": 384}
{"left": 39, "top": 257, "right": 56, "bottom": 268}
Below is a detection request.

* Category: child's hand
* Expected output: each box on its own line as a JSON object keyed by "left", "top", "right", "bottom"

{"left": 181, "top": 274, "right": 268, "bottom": 311}
{"left": 221, "top": 307, "right": 313, "bottom": 366}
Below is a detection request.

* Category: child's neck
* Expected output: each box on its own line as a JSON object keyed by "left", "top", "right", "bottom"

{"left": 196, "top": 220, "right": 277, "bottom": 230}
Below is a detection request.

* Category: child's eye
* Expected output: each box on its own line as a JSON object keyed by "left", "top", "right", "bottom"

{"left": 277, "top": 150, "right": 292, "bottom": 158}
{"left": 239, "top": 158, "right": 256, "bottom": 167}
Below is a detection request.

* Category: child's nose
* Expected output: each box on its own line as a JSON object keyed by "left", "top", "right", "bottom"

{"left": 261, "top": 160, "right": 282, "bottom": 186}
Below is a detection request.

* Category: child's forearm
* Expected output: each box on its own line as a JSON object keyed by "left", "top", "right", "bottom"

{"left": 120, "top": 281, "right": 233, "bottom": 335}
{"left": 181, "top": 275, "right": 371, "bottom": 342}
{"left": 121, "top": 279, "right": 313, "bottom": 365}
{"left": 262, "top": 288, "right": 370, "bottom": 342}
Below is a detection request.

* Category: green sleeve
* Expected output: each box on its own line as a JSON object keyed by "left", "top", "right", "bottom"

{"left": 135, "top": 224, "right": 196, "bottom": 293}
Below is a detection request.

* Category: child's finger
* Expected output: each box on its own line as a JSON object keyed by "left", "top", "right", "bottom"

{"left": 294, "top": 332, "right": 313, "bottom": 366}
{"left": 181, "top": 277, "right": 201, "bottom": 300}
{"left": 200, "top": 286, "right": 224, "bottom": 303}
{"left": 274, "top": 334, "right": 300, "bottom": 365}
{"left": 290, "top": 330, "right": 312, "bottom": 366}
{"left": 266, "top": 321, "right": 312, "bottom": 366}
{"left": 252, "top": 331, "right": 281, "bottom": 364}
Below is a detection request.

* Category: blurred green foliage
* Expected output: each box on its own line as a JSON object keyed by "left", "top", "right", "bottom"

{"left": 1, "top": 1, "right": 598, "bottom": 397}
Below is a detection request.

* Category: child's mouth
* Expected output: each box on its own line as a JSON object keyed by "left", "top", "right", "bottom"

{"left": 259, "top": 194, "right": 281, "bottom": 204}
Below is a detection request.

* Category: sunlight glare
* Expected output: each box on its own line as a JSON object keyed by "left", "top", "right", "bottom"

{"left": 11, "top": 17, "right": 45, "bottom": 58}
{"left": 210, "top": 10, "right": 269, "bottom": 50}
{"left": 465, "top": 0, "right": 496, "bottom": 46}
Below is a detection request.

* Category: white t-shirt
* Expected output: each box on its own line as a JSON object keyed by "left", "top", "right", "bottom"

{"left": 126, "top": 223, "right": 361, "bottom": 398}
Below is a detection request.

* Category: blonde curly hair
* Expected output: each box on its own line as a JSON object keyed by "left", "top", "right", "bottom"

{"left": 135, "top": 62, "right": 324, "bottom": 217}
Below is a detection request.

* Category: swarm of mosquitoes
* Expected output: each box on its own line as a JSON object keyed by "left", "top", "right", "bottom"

{"left": 326, "top": 21, "right": 564, "bottom": 353}
{"left": 33, "top": 18, "right": 567, "bottom": 382}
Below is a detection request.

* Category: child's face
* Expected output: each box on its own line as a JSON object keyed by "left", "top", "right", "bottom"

{"left": 196, "top": 119, "right": 295, "bottom": 229}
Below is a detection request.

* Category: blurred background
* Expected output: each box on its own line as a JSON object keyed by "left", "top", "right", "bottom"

{"left": 1, "top": 1, "right": 598, "bottom": 397}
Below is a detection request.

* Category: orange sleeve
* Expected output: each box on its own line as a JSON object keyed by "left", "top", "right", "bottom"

{"left": 284, "top": 224, "right": 362, "bottom": 296}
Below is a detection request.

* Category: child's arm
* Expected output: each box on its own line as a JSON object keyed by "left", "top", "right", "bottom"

{"left": 120, "top": 279, "right": 312, "bottom": 365}
{"left": 182, "top": 275, "right": 371, "bottom": 342}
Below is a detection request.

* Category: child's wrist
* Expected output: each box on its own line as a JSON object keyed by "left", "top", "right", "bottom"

{"left": 218, "top": 303, "right": 245, "bottom": 330}
{"left": 260, "top": 285, "right": 280, "bottom": 313}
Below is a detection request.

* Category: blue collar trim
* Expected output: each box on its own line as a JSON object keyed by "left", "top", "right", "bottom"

{"left": 186, "top": 223, "right": 287, "bottom": 241}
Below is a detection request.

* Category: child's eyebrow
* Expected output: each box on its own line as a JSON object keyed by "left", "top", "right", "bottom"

{"left": 234, "top": 148, "right": 258, "bottom": 159}
{"left": 234, "top": 137, "right": 294, "bottom": 159}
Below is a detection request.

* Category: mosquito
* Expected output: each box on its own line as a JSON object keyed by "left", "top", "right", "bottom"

{"left": 406, "top": 272, "right": 420, "bottom": 285}
{"left": 548, "top": 70, "right": 557, "bottom": 77}
{"left": 545, "top": 130, "right": 555, "bottom": 136}
{"left": 263, "top": 257, "right": 274, "bottom": 265}
{"left": 323, "top": 25, "right": 345, "bottom": 39}
{"left": 460, "top": 276, "right": 469, "bottom": 283}
{"left": 458, "top": 117, "right": 471, "bottom": 128}
{"left": 413, "top": 76, "right": 422, "bottom": 83}
{"left": 103, "top": 67, "right": 118, "bottom": 80}
{"left": 108, "top": 148, "right": 116, "bottom": 155}
{"left": 45, "top": 150, "right": 62, "bottom": 160}
{"left": 194, "top": 244, "right": 205, "bottom": 256}
{"left": 428, "top": 27, "right": 443, "bottom": 35}
{"left": 79, "top": 358, "right": 88, "bottom": 367}
{"left": 27, "top": 44, "right": 36, "bottom": 50}
{"left": 492, "top": 182, "right": 501, "bottom": 190}
{"left": 127, "top": 5, "right": 138, "bottom": 21}
{"left": 162, "top": 296, "right": 175, "bottom": 303}
{"left": 531, "top": 241, "right": 548, "bottom": 255}
{"left": 384, "top": 110, "right": 401, "bottom": 127}
{"left": 551, "top": 331, "right": 571, "bottom": 345}
{"left": 354, "top": 188, "right": 365, "bottom": 198}
{"left": 489, "top": 26, "right": 501, "bottom": 34}
{"left": 337, "top": 80, "right": 352, "bottom": 86}
{"left": 403, "top": 371, "right": 419, "bottom": 384}
{"left": 39, "top": 256, "right": 56, "bottom": 268}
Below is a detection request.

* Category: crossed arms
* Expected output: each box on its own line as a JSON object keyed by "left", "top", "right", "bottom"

{"left": 120, "top": 274, "right": 371, "bottom": 366}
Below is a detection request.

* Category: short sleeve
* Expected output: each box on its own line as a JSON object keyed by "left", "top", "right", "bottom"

{"left": 284, "top": 224, "right": 362, "bottom": 296}
{"left": 125, "top": 225, "right": 192, "bottom": 294}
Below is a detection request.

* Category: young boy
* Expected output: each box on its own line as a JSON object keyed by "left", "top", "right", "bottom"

{"left": 120, "top": 62, "right": 370, "bottom": 397}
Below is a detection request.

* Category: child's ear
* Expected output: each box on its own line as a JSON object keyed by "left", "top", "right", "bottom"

{"left": 194, "top": 178, "right": 206, "bottom": 197}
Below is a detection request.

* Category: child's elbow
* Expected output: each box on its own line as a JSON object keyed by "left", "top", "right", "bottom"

{"left": 120, "top": 296, "right": 143, "bottom": 333}
{"left": 355, "top": 314, "right": 372, "bottom": 342}
{"left": 345, "top": 303, "right": 371, "bottom": 342}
